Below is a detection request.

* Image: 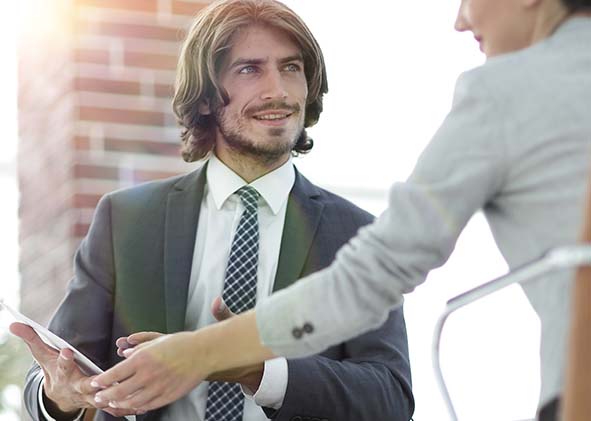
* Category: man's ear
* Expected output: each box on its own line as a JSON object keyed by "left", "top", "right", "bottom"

{"left": 199, "top": 100, "right": 211, "bottom": 115}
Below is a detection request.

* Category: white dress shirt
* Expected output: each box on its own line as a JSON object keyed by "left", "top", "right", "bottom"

{"left": 164, "top": 154, "right": 294, "bottom": 420}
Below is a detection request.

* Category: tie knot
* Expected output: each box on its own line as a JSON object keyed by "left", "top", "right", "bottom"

{"left": 237, "top": 186, "right": 259, "bottom": 211}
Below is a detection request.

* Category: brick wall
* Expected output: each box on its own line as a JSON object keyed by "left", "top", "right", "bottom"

{"left": 18, "top": 0, "right": 210, "bottom": 324}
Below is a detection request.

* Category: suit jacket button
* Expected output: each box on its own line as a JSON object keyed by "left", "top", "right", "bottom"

{"left": 292, "top": 327, "right": 303, "bottom": 339}
{"left": 291, "top": 417, "right": 302, "bottom": 421}
{"left": 302, "top": 322, "right": 314, "bottom": 334}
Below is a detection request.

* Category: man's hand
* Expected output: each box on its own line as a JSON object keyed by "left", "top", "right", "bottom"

{"left": 9, "top": 323, "right": 141, "bottom": 418}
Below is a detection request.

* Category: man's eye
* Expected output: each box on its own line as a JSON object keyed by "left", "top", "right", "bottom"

{"left": 284, "top": 63, "right": 301, "bottom": 72}
{"left": 239, "top": 66, "right": 257, "bottom": 74}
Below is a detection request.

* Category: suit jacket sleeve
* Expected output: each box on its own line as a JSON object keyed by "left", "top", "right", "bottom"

{"left": 263, "top": 196, "right": 413, "bottom": 421}
{"left": 23, "top": 195, "right": 116, "bottom": 420}
{"left": 264, "top": 308, "right": 413, "bottom": 421}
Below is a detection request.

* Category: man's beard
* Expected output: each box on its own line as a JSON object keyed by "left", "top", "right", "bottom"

{"left": 214, "top": 102, "right": 303, "bottom": 165}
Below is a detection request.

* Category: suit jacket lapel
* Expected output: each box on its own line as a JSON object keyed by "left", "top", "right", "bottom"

{"left": 164, "top": 164, "right": 207, "bottom": 333}
{"left": 274, "top": 170, "right": 324, "bottom": 292}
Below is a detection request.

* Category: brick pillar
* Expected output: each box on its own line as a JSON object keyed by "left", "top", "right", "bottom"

{"left": 18, "top": 0, "right": 210, "bottom": 324}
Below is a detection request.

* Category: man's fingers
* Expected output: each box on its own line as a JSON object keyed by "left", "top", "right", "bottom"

{"left": 117, "top": 332, "right": 162, "bottom": 358}
{"left": 56, "top": 349, "right": 76, "bottom": 379}
{"left": 211, "top": 296, "right": 235, "bottom": 321}
{"left": 9, "top": 323, "right": 58, "bottom": 363}
{"left": 116, "top": 337, "right": 132, "bottom": 358}
{"left": 116, "top": 337, "right": 131, "bottom": 349}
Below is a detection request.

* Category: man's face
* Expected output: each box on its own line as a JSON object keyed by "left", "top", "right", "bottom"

{"left": 454, "top": 0, "right": 537, "bottom": 58}
{"left": 213, "top": 24, "right": 308, "bottom": 163}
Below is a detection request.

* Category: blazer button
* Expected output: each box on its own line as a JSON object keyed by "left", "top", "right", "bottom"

{"left": 292, "top": 327, "right": 303, "bottom": 339}
{"left": 302, "top": 322, "right": 314, "bottom": 334}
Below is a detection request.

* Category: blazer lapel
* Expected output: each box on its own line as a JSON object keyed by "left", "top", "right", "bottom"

{"left": 274, "top": 170, "right": 324, "bottom": 292}
{"left": 164, "top": 164, "right": 207, "bottom": 333}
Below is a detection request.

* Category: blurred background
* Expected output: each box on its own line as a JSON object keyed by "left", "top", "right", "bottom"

{"left": 0, "top": 1, "right": 541, "bottom": 420}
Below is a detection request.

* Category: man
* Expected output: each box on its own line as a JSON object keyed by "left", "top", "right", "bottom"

{"left": 12, "top": 0, "right": 414, "bottom": 420}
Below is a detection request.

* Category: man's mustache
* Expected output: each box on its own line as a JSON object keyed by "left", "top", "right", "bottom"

{"left": 246, "top": 101, "right": 301, "bottom": 116}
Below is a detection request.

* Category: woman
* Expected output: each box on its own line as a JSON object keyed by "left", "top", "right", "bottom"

{"left": 93, "top": 0, "right": 591, "bottom": 418}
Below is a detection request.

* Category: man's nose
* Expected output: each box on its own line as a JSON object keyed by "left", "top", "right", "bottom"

{"left": 260, "top": 70, "right": 288, "bottom": 100}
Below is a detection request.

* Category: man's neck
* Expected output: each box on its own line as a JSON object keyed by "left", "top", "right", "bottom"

{"left": 213, "top": 147, "right": 290, "bottom": 183}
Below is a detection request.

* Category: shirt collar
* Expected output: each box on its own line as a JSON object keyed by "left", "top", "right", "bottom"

{"left": 206, "top": 154, "right": 295, "bottom": 215}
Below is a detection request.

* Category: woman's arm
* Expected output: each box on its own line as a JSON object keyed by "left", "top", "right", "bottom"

{"left": 91, "top": 310, "right": 274, "bottom": 412}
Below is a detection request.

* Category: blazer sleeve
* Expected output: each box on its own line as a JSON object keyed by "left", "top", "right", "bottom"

{"left": 263, "top": 308, "right": 413, "bottom": 421}
{"left": 23, "top": 368, "right": 44, "bottom": 420}
{"left": 23, "top": 195, "right": 116, "bottom": 420}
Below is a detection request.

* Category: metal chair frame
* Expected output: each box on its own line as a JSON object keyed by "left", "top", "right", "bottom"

{"left": 432, "top": 245, "right": 591, "bottom": 420}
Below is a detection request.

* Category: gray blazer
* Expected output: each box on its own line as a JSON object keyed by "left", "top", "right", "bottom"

{"left": 256, "top": 16, "right": 591, "bottom": 411}
{"left": 23, "top": 166, "right": 414, "bottom": 421}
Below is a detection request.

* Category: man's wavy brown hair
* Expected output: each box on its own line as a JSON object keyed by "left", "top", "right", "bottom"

{"left": 173, "top": 0, "right": 328, "bottom": 162}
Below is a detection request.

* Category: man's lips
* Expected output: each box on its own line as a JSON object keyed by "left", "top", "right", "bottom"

{"left": 252, "top": 110, "right": 294, "bottom": 125}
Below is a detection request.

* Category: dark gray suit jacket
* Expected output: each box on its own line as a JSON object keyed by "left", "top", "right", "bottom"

{"left": 24, "top": 165, "right": 414, "bottom": 421}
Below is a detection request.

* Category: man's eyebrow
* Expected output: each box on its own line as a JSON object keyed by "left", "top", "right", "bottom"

{"left": 278, "top": 54, "right": 304, "bottom": 64}
{"left": 229, "top": 54, "right": 304, "bottom": 69}
{"left": 229, "top": 58, "right": 266, "bottom": 69}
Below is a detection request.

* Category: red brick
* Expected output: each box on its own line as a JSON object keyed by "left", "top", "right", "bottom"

{"left": 104, "top": 138, "right": 180, "bottom": 156}
{"left": 79, "top": 106, "right": 167, "bottom": 126}
{"left": 73, "top": 193, "right": 102, "bottom": 208}
{"left": 155, "top": 83, "right": 174, "bottom": 98}
{"left": 74, "top": 48, "right": 110, "bottom": 65}
{"left": 74, "top": 164, "right": 120, "bottom": 180}
{"left": 74, "top": 77, "right": 141, "bottom": 95}
{"left": 73, "top": 222, "right": 91, "bottom": 238}
{"left": 134, "top": 169, "right": 183, "bottom": 182}
{"left": 172, "top": 1, "right": 208, "bottom": 16}
{"left": 74, "top": 136, "right": 91, "bottom": 150}
{"left": 84, "top": 21, "right": 185, "bottom": 42}
{"left": 77, "top": 0, "right": 158, "bottom": 13}
{"left": 124, "top": 51, "right": 178, "bottom": 71}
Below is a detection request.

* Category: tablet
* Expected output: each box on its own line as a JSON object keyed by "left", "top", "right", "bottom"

{"left": 0, "top": 299, "right": 103, "bottom": 375}
{"left": 1, "top": 299, "right": 136, "bottom": 420}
